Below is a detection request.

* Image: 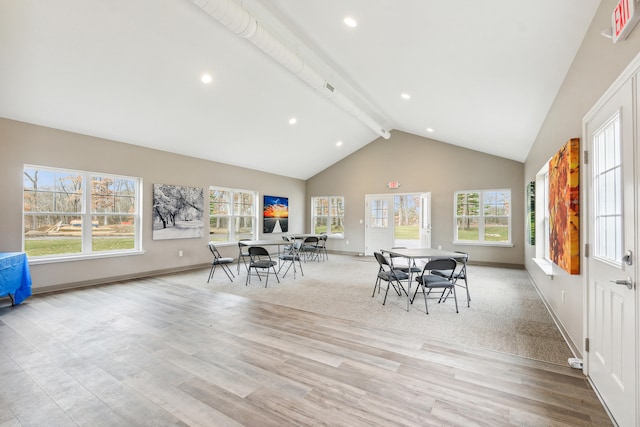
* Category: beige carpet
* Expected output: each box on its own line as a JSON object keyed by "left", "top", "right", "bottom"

{"left": 171, "top": 254, "right": 573, "bottom": 365}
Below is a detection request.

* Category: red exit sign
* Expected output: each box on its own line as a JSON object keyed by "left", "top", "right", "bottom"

{"left": 612, "top": 0, "right": 640, "bottom": 43}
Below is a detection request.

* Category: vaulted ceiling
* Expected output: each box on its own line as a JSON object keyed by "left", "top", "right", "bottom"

{"left": 0, "top": 0, "right": 600, "bottom": 179}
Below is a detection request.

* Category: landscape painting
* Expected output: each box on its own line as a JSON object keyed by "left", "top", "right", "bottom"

{"left": 548, "top": 138, "right": 580, "bottom": 275}
{"left": 153, "top": 184, "right": 204, "bottom": 240}
{"left": 263, "top": 195, "right": 288, "bottom": 233}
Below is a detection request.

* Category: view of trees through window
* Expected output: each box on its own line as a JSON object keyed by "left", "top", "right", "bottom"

{"left": 23, "top": 166, "right": 139, "bottom": 257}
{"left": 455, "top": 190, "right": 511, "bottom": 243}
{"left": 394, "top": 194, "right": 421, "bottom": 241}
{"left": 209, "top": 187, "right": 256, "bottom": 242}
{"left": 312, "top": 196, "right": 344, "bottom": 236}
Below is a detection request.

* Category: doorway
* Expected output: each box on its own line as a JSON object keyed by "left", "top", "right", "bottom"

{"left": 583, "top": 72, "right": 637, "bottom": 426}
{"left": 364, "top": 192, "right": 431, "bottom": 256}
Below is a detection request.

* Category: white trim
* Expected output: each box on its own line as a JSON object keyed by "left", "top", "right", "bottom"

{"left": 532, "top": 257, "right": 554, "bottom": 277}
{"left": 29, "top": 250, "right": 146, "bottom": 265}
{"left": 583, "top": 50, "right": 640, "bottom": 120}
{"left": 452, "top": 241, "right": 514, "bottom": 248}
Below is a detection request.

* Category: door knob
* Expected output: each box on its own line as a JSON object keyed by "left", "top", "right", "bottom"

{"left": 610, "top": 277, "right": 634, "bottom": 290}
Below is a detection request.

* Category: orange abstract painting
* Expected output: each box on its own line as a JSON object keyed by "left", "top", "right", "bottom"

{"left": 548, "top": 138, "right": 580, "bottom": 275}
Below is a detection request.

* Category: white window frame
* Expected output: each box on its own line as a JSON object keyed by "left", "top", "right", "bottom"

{"left": 593, "top": 114, "right": 623, "bottom": 266}
{"left": 23, "top": 165, "right": 143, "bottom": 263}
{"left": 532, "top": 165, "right": 554, "bottom": 276}
{"left": 543, "top": 171, "right": 551, "bottom": 260}
{"left": 453, "top": 189, "right": 512, "bottom": 246}
{"left": 311, "top": 196, "right": 345, "bottom": 238}
{"left": 209, "top": 186, "right": 258, "bottom": 243}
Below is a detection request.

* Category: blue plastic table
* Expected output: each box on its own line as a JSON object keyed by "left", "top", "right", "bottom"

{"left": 0, "top": 252, "right": 33, "bottom": 305}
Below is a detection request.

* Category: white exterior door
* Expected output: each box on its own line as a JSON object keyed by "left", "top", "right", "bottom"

{"left": 364, "top": 194, "right": 394, "bottom": 256}
{"left": 584, "top": 77, "right": 636, "bottom": 427}
{"left": 365, "top": 193, "right": 432, "bottom": 255}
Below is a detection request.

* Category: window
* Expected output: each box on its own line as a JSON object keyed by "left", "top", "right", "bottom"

{"left": 532, "top": 162, "right": 555, "bottom": 276}
{"left": 370, "top": 199, "right": 389, "bottom": 228}
{"left": 542, "top": 171, "right": 550, "bottom": 260}
{"left": 454, "top": 189, "right": 511, "bottom": 244}
{"left": 594, "top": 114, "right": 622, "bottom": 263}
{"left": 311, "top": 196, "right": 344, "bottom": 237}
{"left": 23, "top": 165, "right": 141, "bottom": 259}
{"left": 209, "top": 187, "right": 257, "bottom": 242}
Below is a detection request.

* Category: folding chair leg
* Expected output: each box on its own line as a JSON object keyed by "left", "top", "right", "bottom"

{"left": 297, "top": 259, "right": 304, "bottom": 277}
{"left": 382, "top": 282, "right": 392, "bottom": 305}
{"left": 246, "top": 268, "right": 262, "bottom": 285}
{"left": 421, "top": 284, "right": 429, "bottom": 314}
{"left": 278, "top": 261, "right": 294, "bottom": 278}
{"left": 391, "top": 282, "right": 402, "bottom": 296}
{"left": 410, "top": 284, "right": 420, "bottom": 304}
{"left": 264, "top": 266, "right": 280, "bottom": 287}
{"left": 372, "top": 277, "right": 381, "bottom": 297}
{"left": 452, "top": 286, "right": 459, "bottom": 313}
{"left": 221, "top": 263, "right": 235, "bottom": 281}
{"left": 207, "top": 265, "right": 215, "bottom": 283}
{"left": 463, "top": 277, "right": 470, "bottom": 307}
{"left": 237, "top": 257, "right": 248, "bottom": 274}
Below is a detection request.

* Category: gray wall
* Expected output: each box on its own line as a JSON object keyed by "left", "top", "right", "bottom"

{"left": 307, "top": 130, "right": 525, "bottom": 266}
{"left": 0, "top": 117, "right": 306, "bottom": 292}
{"left": 524, "top": 0, "right": 640, "bottom": 355}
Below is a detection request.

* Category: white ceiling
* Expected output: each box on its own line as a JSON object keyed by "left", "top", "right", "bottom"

{"left": 0, "top": 0, "right": 600, "bottom": 180}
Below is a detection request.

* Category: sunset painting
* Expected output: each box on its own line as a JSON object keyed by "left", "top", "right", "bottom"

{"left": 263, "top": 195, "right": 288, "bottom": 233}
{"left": 548, "top": 138, "right": 580, "bottom": 275}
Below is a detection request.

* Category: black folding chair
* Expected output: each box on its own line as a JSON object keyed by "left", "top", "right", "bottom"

{"left": 301, "top": 236, "right": 320, "bottom": 262}
{"left": 207, "top": 242, "right": 235, "bottom": 282}
{"left": 246, "top": 246, "right": 280, "bottom": 287}
{"left": 237, "top": 239, "right": 251, "bottom": 274}
{"left": 372, "top": 252, "right": 409, "bottom": 305}
{"left": 432, "top": 251, "right": 470, "bottom": 307}
{"left": 278, "top": 239, "right": 304, "bottom": 278}
{"left": 412, "top": 258, "right": 459, "bottom": 314}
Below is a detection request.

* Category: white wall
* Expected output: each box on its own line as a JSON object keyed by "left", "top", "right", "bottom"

{"left": 524, "top": 0, "right": 640, "bottom": 355}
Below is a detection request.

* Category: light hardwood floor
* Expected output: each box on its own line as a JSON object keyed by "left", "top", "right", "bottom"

{"left": 0, "top": 273, "right": 612, "bottom": 426}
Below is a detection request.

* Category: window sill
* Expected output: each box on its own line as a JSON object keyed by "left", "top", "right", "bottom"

{"left": 532, "top": 258, "right": 554, "bottom": 278}
{"left": 29, "top": 250, "right": 146, "bottom": 265}
{"left": 452, "top": 241, "right": 514, "bottom": 248}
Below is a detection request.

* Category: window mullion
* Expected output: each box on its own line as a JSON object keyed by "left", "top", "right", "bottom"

{"left": 82, "top": 172, "right": 92, "bottom": 253}
{"left": 478, "top": 192, "right": 485, "bottom": 242}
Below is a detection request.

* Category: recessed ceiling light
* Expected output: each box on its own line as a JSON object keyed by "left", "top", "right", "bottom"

{"left": 426, "top": 128, "right": 434, "bottom": 133}
{"left": 289, "top": 117, "right": 297, "bottom": 125}
{"left": 336, "top": 140, "right": 343, "bottom": 147}
{"left": 201, "top": 73, "right": 212, "bottom": 84}
{"left": 401, "top": 93, "right": 411, "bottom": 100}
{"left": 344, "top": 17, "right": 357, "bottom": 28}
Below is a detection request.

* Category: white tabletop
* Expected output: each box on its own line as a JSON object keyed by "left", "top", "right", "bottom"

{"left": 239, "top": 239, "right": 291, "bottom": 246}
{"left": 381, "top": 247, "right": 465, "bottom": 260}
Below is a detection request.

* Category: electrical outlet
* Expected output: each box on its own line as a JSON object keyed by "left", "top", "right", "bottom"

{"left": 346, "top": 240, "right": 349, "bottom": 245}
{"left": 561, "top": 290, "right": 565, "bottom": 303}
{"left": 179, "top": 250, "right": 183, "bottom": 257}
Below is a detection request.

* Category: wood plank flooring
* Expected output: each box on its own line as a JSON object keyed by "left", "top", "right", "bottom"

{"left": 0, "top": 275, "right": 612, "bottom": 426}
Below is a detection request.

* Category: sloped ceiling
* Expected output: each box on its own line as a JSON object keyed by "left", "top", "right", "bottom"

{"left": 0, "top": 0, "right": 600, "bottom": 179}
